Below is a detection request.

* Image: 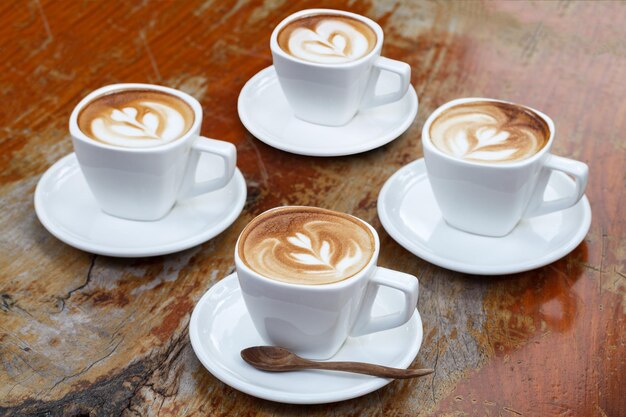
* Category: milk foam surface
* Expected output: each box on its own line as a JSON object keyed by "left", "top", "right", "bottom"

{"left": 429, "top": 101, "right": 550, "bottom": 163}
{"left": 239, "top": 207, "right": 375, "bottom": 285}
{"left": 78, "top": 89, "right": 194, "bottom": 148}
{"left": 277, "top": 14, "right": 376, "bottom": 64}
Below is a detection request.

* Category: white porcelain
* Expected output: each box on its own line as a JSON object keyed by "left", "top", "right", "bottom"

{"left": 271, "top": 9, "right": 411, "bottom": 126}
{"left": 189, "top": 273, "right": 423, "bottom": 404}
{"left": 238, "top": 66, "right": 418, "bottom": 156}
{"left": 422, "top": 97, "right": 589, "bottom": 237}
{"left": 377, "top": 159, "right": 592, "bottom": 275}
{"left": 70, "top": 83, "right": 237, "bottom": 221}
{"left": 34, "top": 153, "right": 246, "bottom": 257}
{"left": 235, "top": 207, "right": 419, "bottom": 360}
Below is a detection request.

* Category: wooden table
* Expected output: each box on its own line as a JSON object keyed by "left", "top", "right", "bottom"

{"left": 1, "top": 1, "right": 624, "bottom": 416}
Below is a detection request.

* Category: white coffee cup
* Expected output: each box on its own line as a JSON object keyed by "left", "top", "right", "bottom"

{"left": 270, "top": 9, "right": 411, "bottom": 126}
{"left": 235, "top": 207, "right": 419, "bottom": 360}
{"left": 422, "top": 97, "right": 589, "bottom": 237}
{"left": 69, "top": 83, "right": 237, "bottom": 221}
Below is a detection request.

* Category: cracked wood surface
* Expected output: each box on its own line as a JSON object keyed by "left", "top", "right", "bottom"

{"left": 1, "top": 1, "right": 625, "bottom": 416}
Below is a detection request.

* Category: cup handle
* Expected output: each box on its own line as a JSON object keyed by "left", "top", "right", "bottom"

{"left": 360, "top": 56, "right": 411, "bottom": 109}
{"left": 350, "top": 267, "right": 419, "bottom": 337}
{"left": 524, "top": 154, "right": 588, "bottom": 218}
{"left": 178, "top": 136, "right": 236, "bottom": 200}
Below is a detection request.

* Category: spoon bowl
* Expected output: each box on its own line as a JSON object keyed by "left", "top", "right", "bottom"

{"left": 241, "top": 346, "right": 304, "bottom": 371}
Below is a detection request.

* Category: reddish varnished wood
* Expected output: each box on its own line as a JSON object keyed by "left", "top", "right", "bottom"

{"left": 0, "top": 1, "right": 624, "bottom": 416}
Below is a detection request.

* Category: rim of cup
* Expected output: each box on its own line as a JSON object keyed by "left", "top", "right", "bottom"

{"left": 69, "top": 83, "right": 204, "bottom": 153}
{"left": 270, "top": 8, "right": 384, "bottom": 69}
{"left": 421, "top": 97, "right": 556, "bottom": 169}
{"left": 234, "top": 206, "right": 381, "bottom": 291}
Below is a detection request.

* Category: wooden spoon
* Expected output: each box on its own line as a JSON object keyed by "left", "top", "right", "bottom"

{"left": 241, "top": 346, "right": 434, "bottom": 379}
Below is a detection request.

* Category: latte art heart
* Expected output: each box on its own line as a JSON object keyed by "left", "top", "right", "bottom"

{"left": 78, "top": 89, "right": 195, "bottom": 148}
{"left": 278, "top": 14, "right": 377, "bottom": 64}
{"left": 288, "top": 21, "right": 370, "bottom": 64}
{"left": 429, "top": 101, "right": 550, "bottom": 163}
{"left": 239, "top": 207, "right": 375, "bottom": 285}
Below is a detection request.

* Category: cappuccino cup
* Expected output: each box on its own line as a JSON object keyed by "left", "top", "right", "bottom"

{"left": 271, "top": 9, "right": 411, "bottom": 126}
{"left": 69, "top": 84, "right": 237, "bottom": 221}
{"left": 422, "top": 98, "right": 589, "bottom": 237}
{"left": 235, "top": 206, "right": 419, "bottom": 359}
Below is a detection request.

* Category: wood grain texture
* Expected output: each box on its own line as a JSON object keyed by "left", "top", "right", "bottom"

{"left": 0, "top": 1, "right": 624, "bottom": 416}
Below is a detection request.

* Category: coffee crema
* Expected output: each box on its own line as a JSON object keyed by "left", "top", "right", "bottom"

{"left": 238, "top": 207, "right": 375, "bottom": 285}
{"left": 277, "top": 14, "right": 377, "bottom": 64}
{"left": 429, "top": 101, "right": 550, "bottom": 163}
{"left": 78, "top": 89, "right": 194, "bottom": 148}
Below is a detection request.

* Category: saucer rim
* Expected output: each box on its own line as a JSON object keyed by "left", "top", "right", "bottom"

{"left": 34, "top": 153, "right": 247, "bottom": 258}
{"left": 237, "top": 65, "right": 419, "bottom": 157}
{"left": 377, "top": 158, "right": 592, "bottom": 275}
{"left": 188, "top": 273, "right": 423, "bottom": 405}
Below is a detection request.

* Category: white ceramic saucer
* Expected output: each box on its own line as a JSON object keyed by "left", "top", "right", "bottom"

{"left": 377, "top": 159, "right": 592, "bottom": 275}
{"left": 237, "top": 66, "right": 418, "bottom": 157}
{"left": 34, "top": 153, "right": 247, "bottom": 257}
{"left": 189, "top": 273, "right": 423, "bottom": 404}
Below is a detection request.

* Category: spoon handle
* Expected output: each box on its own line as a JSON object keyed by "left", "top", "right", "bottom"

{"left": 307, "top": 360, "right": 434, "bottom": 379}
